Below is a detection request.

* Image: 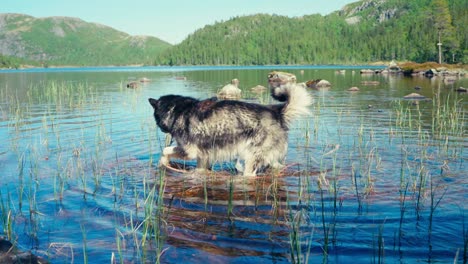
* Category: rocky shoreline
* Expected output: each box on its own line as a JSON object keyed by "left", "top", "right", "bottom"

{"left": 361, "top": 61, "right": 467, "bottom": 77}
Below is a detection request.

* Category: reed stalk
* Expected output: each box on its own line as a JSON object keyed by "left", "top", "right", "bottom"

{"left": 80, "top": 223, "right": 88, "bottom": 264}
{"left": 318, "top": 180, "right": 329, "bottom": 256}
{"left": 427, "top": 175, "right": 447, "bottom": 262}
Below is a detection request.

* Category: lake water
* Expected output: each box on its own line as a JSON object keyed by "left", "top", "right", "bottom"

{"left": 0, "top": 66, "right": 466, "bottom": 263}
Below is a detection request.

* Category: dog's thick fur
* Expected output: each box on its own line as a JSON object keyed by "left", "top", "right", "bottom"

{"left": 149, "top": 84, "right": 312, "bottom": 176}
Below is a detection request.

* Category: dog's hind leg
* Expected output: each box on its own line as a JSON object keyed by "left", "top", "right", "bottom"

{"left": 235, "top": 159, "right": 244, "bottom": 173}
{"left": 270, "top": 161, "right": 285, "bottom": 170}
{"left": 243, "top": 158, "right": 258, "bottom": 176}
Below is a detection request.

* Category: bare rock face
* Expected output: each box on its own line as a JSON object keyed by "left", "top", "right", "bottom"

{"left": 378, "top": 8, "right": 398, "bottom": 23}
{"left": 267, "top": 71, "right": 297, "bottom": 88}
{"left": 340, "top": 0, "right": 399, "bottom": 25}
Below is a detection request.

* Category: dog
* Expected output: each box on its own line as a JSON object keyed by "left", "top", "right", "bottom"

{"left": 148, "top": 83, "right": 312, "bottom": 176}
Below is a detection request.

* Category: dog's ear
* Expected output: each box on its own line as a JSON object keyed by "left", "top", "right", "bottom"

{"left": 148, "top": 98, "right": 158, "bottom": 108}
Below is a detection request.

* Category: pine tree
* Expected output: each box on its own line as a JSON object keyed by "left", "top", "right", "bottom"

{"left": 432, "top": 0, "right": 457, "bottom": 63}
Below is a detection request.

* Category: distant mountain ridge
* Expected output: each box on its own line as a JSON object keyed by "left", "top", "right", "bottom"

{"left": 0, "top": 13, "right": 172, "bottom": 66}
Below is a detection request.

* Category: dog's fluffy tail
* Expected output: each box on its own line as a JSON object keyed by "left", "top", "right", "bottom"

{"left": 271, "top": 83, "right": 312, "bottom": 125}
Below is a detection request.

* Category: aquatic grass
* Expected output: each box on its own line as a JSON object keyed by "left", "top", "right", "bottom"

{"left": 80, "top": 222, "right": 88, "bottom": 264}
{"left": 287, "top": 203, "right": 313, "bottom": 264}
{"left": 317, "top": 179, "right": 330, "bottom": 256}
{"left": 114, "top": 228, "right": 125, "bottom": 264}
{"left": 27, "top": 81, "right": 99, "bottom": 109}
{"left": 0, "top": 190, "right": 14, "bottom": 241}
{"left": 415, "top": 165, "right": 430, "bottom": 219}
{"left": 53, "top": 153, "right": 67, "bottom": 202}
{"left": 462, "top": 210, "right": 468, "bottom": 264}
{"left": 427, "top": 174, "right": 448, "bottom": 262}
{"left": 398, "top": 183, "right": 408, "bottom": 253}
{"left": 431, "top": 90, "right": 465, "bottom": 158}
{"left": 352, "top": 165, "right": 362, "bottom": 211}
{"left": 373, "top": 221, "right": 386, "bottom": 264}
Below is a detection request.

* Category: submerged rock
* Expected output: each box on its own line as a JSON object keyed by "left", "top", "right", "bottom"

{"left": 361, "top": 81, "right": 380, "bottom": 85}
{"left": 348, "top": 87, "right": 360, "bottom": 91}
{"left": 360, "top": 69, "right": 378, "bottom": 74}
{"left": 403, "top": 93, "right": 426, "bottom": 99}
{"left": 126, "top": 81, "right": 139, "bottom": 89}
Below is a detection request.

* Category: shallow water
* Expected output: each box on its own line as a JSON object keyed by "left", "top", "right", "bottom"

{"left": 0, "top": 66, "right": 467, "bottom": 263}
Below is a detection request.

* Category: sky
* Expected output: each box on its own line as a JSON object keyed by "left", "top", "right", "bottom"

{"left": 2, "top": 0, "right": 357, "bottom": 44}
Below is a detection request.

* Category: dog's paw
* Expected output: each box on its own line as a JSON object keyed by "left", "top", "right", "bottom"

{"left": 159, "top": 155, "right": 170, "bottom": 167}
{"left": 271, "top": 162, "right": 285, "bottom": 170}
{"left": 242, "top": 168, "right": 257, "bottom": 177}
{"left": 163, "top": 146, "right": 176, "bottom": 155}
{"left": 194, "top": 167, "right": 209, "bottom": 174}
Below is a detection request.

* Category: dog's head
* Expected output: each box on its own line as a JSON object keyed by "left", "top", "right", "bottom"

{"left": 149, "top": 95, "right": 199, "bottom": 134}
{"left": 149, "top": 97, "right": 173, "bottom": 133}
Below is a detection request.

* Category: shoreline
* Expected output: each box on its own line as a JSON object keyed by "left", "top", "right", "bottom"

{"left": 0, "top": 61, "right": 466, "bottom": 74}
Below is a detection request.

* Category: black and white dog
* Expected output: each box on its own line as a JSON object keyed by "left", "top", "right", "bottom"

{"left": 149, "top": 82, "right": 311, "bottom": 176}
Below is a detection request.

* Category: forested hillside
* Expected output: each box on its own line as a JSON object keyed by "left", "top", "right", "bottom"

{"left": 1, "top": 0, "right": 465, "bottom": 67}
{"left": 0, "top": 13, "right": 172, "bottom": 67}
{"left": 155, "top": 0, "right": 466, "bottom": 65}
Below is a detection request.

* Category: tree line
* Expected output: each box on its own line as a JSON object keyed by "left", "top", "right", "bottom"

{"left": 155, "top": 0, "right": 466, "bottom": 66}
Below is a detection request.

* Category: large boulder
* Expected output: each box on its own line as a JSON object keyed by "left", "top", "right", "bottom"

{"left": 387, "top": 60, "right": 402, "bottom": 74}
{"left": 306, "top": 79, "right": 331, "bottom": 89}
{"left": 217, "top": 78, "right": 241, "bottom": 99}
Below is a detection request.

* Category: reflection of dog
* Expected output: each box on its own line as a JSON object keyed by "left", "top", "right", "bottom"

{"left": 148, "top": 83, "right": 312, "bottom": 176}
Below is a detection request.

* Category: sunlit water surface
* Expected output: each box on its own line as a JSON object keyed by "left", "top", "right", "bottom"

{"left": 0, "top": 66, "right": 467, "bottom": 263}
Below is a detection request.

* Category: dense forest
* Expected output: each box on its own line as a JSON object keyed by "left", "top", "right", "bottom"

{"left": 155, "top": 0, "right": 467, "bottom": 65}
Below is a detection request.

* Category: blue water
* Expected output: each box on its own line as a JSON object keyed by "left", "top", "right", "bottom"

{"left": 0, "top": 66, "right": 466, "bottom": 263}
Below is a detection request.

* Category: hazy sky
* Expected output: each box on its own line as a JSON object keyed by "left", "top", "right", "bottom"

{"left": 2, "top": 0, "right": 357, "bottom": 44}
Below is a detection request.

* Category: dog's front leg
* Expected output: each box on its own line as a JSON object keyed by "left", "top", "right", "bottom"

{"left": 160, "top": 146, "right": 187, "bottom": 167}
